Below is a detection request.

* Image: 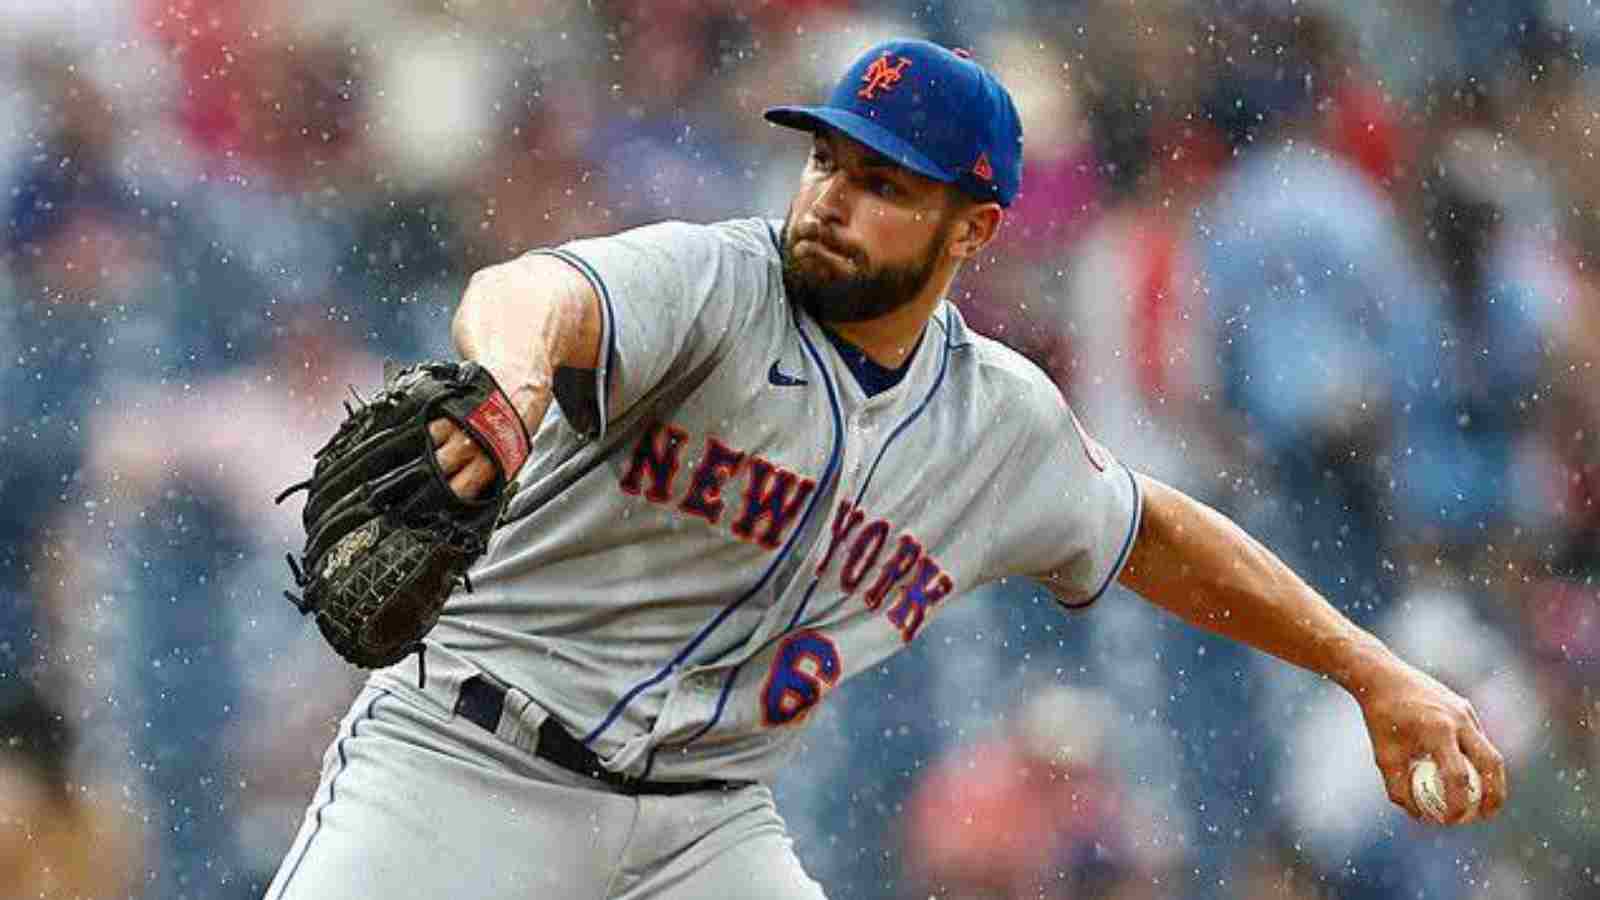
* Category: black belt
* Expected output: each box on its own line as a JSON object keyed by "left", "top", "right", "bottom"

{"left": 454, "top": 674, "right": 748, "bottom": 797}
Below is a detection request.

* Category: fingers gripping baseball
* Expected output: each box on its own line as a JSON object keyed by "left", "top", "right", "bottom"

{"left": 1360, "top": 664, "right": 1509, "bottom": 825}
{"left": 1458, "top": 718, "right": 1509, "bottom": 817}
{"left": 1426, "top": 741, "right": 1482, "bottom": 824}
{"left": 1378, "top": 751, "right": 1423, "bottom": 820}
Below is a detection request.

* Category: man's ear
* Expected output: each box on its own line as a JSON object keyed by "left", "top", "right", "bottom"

{"left": 948, "top": 202, "right": 1003, "bottom": 260}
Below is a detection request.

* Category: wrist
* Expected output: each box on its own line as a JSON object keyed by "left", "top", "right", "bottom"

{"left": 1328, "top": 631, "right": 1399, "bottom": 698}
{"left": 472, "top": 360, "right": 551, "bottom": 430}
{"left": 504, "top": 378, "right": 551, "bottom": 428}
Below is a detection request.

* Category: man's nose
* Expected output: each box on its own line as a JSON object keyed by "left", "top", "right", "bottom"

{"left": 809, "top": 171, "right": 851, "bottom": 226}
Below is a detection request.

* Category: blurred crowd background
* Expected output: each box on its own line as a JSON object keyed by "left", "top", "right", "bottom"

{"left": 1, "top": 0, "right": 1596, "bottom": 897}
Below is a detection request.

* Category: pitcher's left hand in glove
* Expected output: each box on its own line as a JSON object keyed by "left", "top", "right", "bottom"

{"left": 277, "top": 360, "right": 531, "bottom": 668}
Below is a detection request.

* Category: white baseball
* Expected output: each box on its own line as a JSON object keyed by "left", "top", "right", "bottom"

{"left": 1409, "top": 756, "right": 1482, "bottom": 823}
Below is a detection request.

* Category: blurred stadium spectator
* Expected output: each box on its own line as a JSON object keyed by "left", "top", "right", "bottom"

{"left": 60, "top": 309, "right": 376, "bottom": 894}
{"left": 0, "top": 679, "right": 140, "bottom": 898}
{"left": 901, "top": 685, "right": 1181, "bottom": 899}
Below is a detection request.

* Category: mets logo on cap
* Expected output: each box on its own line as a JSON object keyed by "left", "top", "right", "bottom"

{"left": 762, "top": 39, "right": 1024, "bottom": 207}
{"left": 857, "top": 51, "right": 912, "bottom": 100}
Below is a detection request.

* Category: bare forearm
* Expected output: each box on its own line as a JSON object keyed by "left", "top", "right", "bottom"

{"left": 1117, "top": 473, "right": 1394, "bottom": 693}
{"left": 1112, "top": 473, "right": 1510, "bottom": 824}
{"left": 451, "top": 254, "right": 602, "bottom": 429}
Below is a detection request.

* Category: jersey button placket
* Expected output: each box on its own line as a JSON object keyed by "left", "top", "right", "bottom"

{"left": 845, "top": 406, "right": 880, "bottom": 484}
{"left": 837, "top": 440, "right": 865, "bottom": 512}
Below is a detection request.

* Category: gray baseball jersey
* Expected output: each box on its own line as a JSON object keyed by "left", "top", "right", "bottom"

{"left": 376, "top": 215, "right": 1142, "bottom": 785}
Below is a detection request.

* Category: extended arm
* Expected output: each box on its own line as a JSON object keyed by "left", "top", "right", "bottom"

{"left": 1116, "top": 472, "right": 1508, "bottom": 824}
{"left": 437, "top": 255, "right": 604, "bottom": 498}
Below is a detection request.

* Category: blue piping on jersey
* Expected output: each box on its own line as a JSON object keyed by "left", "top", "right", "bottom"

{"left": 848, "top": 308, "right": 954, "bottom": 510}
{"left": 581, "top": 300, "right": 847, "bottom": 749}
{"left": 930, "top": 305, "right": 974, "bottom": 350}
{"left": 670, "top": 574, "right": 825, "bottom": 751}
{"left": 674, "top": 309, "right": 958, "bottom": 750}
{"left": 814, "top": 305, "right": 960, "bottom": 614}
{"left": 694, "top": 312, "right": 822, "bottom": 675}
{"left": 535, "top": 248, "right": 619, "bottom": 431}
{"left": 784, "top": 576, "right": 823, "bottom": 632}
{"left": 785, "top": 310, "right": 953, "bottom": 635}
{"left": 1059, "top": 463, "right": 1143, "bottom": 610}
{"left": 270, "top": 690, "right": 388, "bottom": 899}
{"left": 923, "top": 310, "right": 1142, "bottom": 610}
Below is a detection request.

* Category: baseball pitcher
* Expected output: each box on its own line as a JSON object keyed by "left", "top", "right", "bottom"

{"left": 266, "top": 39, "right": 1507, "bottom": 899}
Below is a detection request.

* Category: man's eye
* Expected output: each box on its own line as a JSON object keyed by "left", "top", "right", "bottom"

{"left": 811, "top": 149, "right": 833, "bottom": 170}
{"left": 867, "top": 177, "right": 897, "bottom": 198}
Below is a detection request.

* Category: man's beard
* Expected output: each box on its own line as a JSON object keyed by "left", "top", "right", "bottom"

{"left": 780, "top": 216, "right": 947, "bottom": 324}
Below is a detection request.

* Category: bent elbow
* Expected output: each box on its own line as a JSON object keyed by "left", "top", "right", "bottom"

{"left": 453, "top": 262, "right": 513, "bottom": 357}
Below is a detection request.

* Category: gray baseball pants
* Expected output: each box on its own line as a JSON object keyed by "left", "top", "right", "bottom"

{"left": 264, "top": 674, "right": 827, "bottom": 899}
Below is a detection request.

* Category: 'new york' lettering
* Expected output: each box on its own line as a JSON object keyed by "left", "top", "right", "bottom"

{"left": 620, "top": 422, "right": 815, "bottom": 552}
{"left": 619, "top": 424, "right": 957, "bottom": 643}
{"left": 815, "top": 500, "right": 953, "bottom": 643}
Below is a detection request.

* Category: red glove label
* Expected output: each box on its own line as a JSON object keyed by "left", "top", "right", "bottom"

{"left": 466, "top": 389, "right": 531, "bottom": 477}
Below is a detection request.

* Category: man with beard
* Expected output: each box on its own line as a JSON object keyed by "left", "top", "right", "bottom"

{"left": 267, "top": 40, "right": 1506, "bottom": 900}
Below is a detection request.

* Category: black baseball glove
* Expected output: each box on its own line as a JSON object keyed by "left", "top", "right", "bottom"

{"left": 276, "top": 360, "right": 530, "bottom": 668}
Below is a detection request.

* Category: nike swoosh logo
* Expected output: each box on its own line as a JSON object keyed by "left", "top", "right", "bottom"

{"left": 768, "top": 360, "right": 808, "bottom": 387}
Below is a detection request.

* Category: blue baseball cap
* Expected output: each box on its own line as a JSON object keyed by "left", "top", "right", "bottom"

{"left": 765, "top": 39, "right": 1024, "bottom": 207}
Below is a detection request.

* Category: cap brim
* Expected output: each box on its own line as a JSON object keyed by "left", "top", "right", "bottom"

{"left": 764, "top": 105, "right": 955, "bottom": 185}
